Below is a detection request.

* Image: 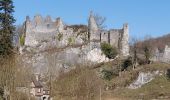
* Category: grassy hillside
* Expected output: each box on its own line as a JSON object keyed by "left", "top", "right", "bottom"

{"left": 105, "top": 75, "right": 170, "bottom": 100}
{"left": 103, "top": 62, "right": 170, "bottom": 100}
{"left": 51, "top": 62, "right": 170, "bottom": 100}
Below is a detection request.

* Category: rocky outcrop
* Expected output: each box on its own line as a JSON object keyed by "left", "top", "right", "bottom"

{"left": 128, "top": 71, "right": 159, "bottom": 89}
{"left": 87, "top": 48, "right": 109, "bottom": 63}
{"left": 163, "top": 45, "right": 170, "bottom": 62}
{"left": 153, "top": 45, "right": 170, "bottom": 63}
{"left": 21, "top": 41, "right": 108, "bottom": 74}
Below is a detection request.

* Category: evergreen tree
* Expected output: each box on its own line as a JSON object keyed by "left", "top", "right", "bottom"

{"left": 0, "top": 0, "right": 15, "bottom": 57}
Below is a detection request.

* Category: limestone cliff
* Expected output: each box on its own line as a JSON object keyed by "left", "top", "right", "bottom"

{"left": 19, "top": 13, "right": 130, "bottom": 75}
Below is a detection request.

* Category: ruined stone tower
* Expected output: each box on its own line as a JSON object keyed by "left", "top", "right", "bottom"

{"left": 56, "top": 17, "right": 64, "bottom": 32}
{"left": 120, "top": 23, "right": 129, "bottom": 56}
{"left": 88, "top": 12, "right": 99, "bottom": 41}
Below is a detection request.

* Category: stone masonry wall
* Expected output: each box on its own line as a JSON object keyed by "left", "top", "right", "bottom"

{"left": 88, "top": 12, "right": 129, "bottom": 57}
{"left": 23, "top": 13, "right": 129, "bottom": 57}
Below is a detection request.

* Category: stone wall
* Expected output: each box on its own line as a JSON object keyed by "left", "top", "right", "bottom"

{"left": 23, "top": 15, "right": 86, "bottom": 50}
{"left": 163, "top": 45, "right": 170, "bottom": 61}
{"left": 24, "top": 15, "right": 59, "bottom": 47}
{"left": 20, "top": 13, "right": 130, "bottom": 75}
{"left": 88, "top": 13, "right": 129, "bottom": 57}
{"left": 100, "top": 31, "right": 109, "bottom": 43}
{"left": 153, "top": 45, "right": 170, "bottom": 63}
{"left": 22, "top": 13, "right": 129, "bottom": 56}
{"left": 109, "top": 29, "right": 123, "bottom": 48}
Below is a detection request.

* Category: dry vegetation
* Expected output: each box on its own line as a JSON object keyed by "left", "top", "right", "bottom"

{"left": 103, "top": 62, "right": 170, "bottom": 100}
{"left": 1, "top": 53, "right": 170, "bottom": 100}
{"left": 134, "top": 33, "right": 170, "bottom": 53}
{"left": 0, "top": 54, "right": 34, "bottom": 100}
{"left": 47, "top": 56, "right": 170, "bottom": 100}
{"left": 105, "top": 75, "right": 170, "bottom": 100}
{"left": 51, "top": 67, "right": 104, "bottom": 100}
{"left": 1, "top": 33, "right": 170, "bottom": 100}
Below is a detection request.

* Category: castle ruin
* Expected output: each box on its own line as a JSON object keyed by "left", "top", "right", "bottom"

{"left": 22, "top": 13, "right": 129, "bottom": 57}
{"left": 88, "top": 13, "right": 129, "bottom": 56}
{"left": 153, "top": 45, "right": 170, "bottom": 62}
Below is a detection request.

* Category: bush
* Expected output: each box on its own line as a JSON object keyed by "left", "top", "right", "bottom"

{"left": 68, "top": 37, "right": 75, "bottom": 45}
{"left": 57, "top": 32, "right": 63, "bottom": 41}
{"left": 100, "top": 69, "right": 114, "bottom": 81}
{"left": 138, "top": 58, "right": 146, "bottom": 65}
{"left": 101, "top": 42, "right": 118, "bottom": 59}
{"left": 19, "top": 34, "right": 25, "bottom": 46}
{"left": 122, "top": 57, "right": 132, "bottom": 71}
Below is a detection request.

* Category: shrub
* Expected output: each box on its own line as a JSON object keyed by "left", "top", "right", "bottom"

{"left": 57, "top": 32, "right": 63, "bottom": 41}
{"left": 100, "top": 69, "right": 114, "bottom": 81}
{"left": 122, "top": 57, "right": 132, "bottom": 71}
{"left": 19, "top": 34, "right": 25, "bottom": 46}
{"left": 138, "top": 58, "right": 146, "bottom": 65}
{"left": 143, "top": 46, "right": 151, "bottom": 64}
{"left": 101, "top": 42, "right": 118, "bottom": 59}
{"left": 68, "top": 37, "right": 75, "bottom": 45}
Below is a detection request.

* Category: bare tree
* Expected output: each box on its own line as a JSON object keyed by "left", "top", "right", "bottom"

{"left": 130, "top": 37, "right": 139, "bottom": 69}
{"left": 52, "top": 68, "right": 103, "bottom": 100}
{"left": 142, "top": 36, "right": 153, "bottom": 64}
{"left": 0, "top": 54, "right": 35, "bottom": 100}
{"left": 93, "top": 12, "right": 106, "bottom": 31}
{"left": 0, "top": 55, "right": 17, "bottom": 100}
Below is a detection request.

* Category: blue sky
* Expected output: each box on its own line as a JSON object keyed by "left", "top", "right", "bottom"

{"left": 13, "top": 0, "right": 170, "bottom": 38}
